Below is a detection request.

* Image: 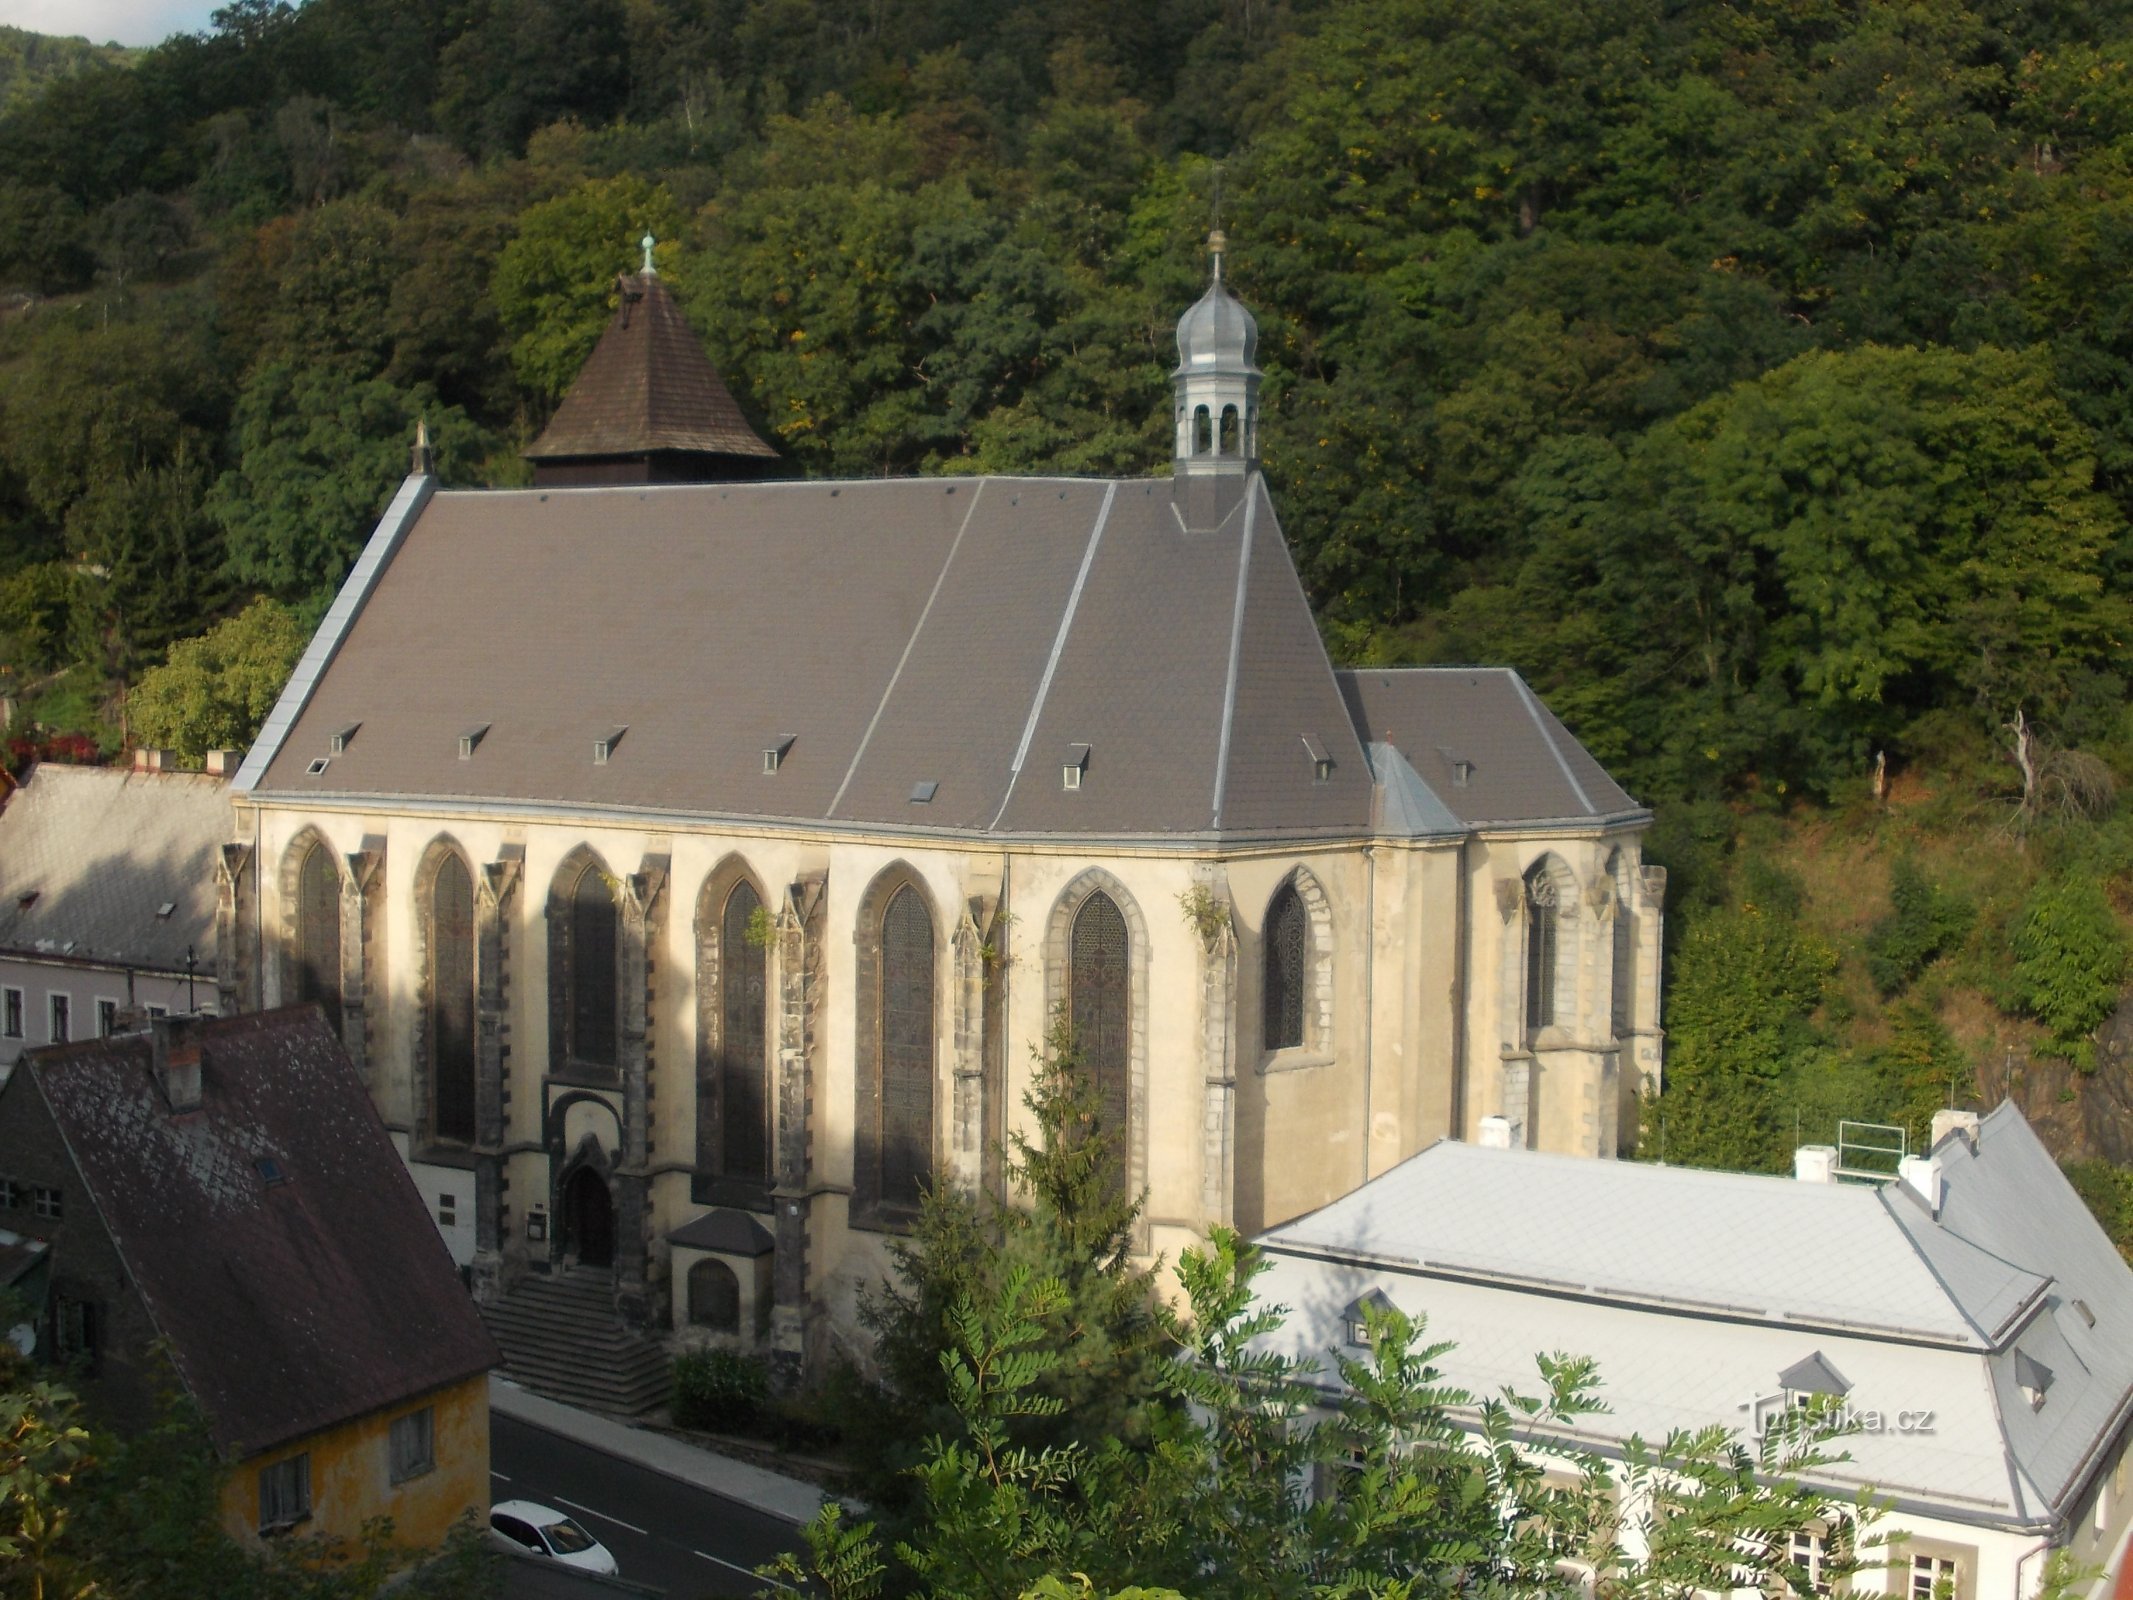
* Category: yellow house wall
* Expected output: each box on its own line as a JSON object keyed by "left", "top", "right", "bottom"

{"left": 217, "top": 1373, "right": 490, "bottom": 1554}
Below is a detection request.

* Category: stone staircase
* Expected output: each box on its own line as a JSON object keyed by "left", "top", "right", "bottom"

{"left": 479, "top": 1267, "right": 671, "bottom": 1416}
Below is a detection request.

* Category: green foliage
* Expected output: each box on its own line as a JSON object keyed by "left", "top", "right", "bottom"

{"left": 1643, "top": 903, "right": 1836, "bottom": 1172}
{"left": 2063, "top": 1159, "right": 2133, "bottom": 1259}
{"left": 2011, "top": 875, "right": 2131, "bottom": 1071}
{"left": 127, "top": 597, "right": 305, "bottom": 763}
{"left": 672, "top": 1348, "right": 771, "bottom": 1434}
{"left": 212, "top": 363, "right": 493, "bottom": 602}
{"left": 853, "top": 1016, "right": 1163, "bottom": 1512}
{"left": 1866, "top": 860, "right": 1974, "bottom": 996}
{"left": 769, "top": 1230, "right": 1876, "bottom": 1600}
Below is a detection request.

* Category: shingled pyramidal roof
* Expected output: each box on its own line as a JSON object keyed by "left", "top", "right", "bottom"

{"left": 523, "top": 248, "right": 778, "bottom": 484}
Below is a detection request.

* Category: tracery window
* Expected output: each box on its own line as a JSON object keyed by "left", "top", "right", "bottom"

{"left": 719, "top": 881, "right": 770, "bottom": 1185}
{"left": 1264, "top": 881, "right": 1308, "bottom": 1051}
{"left": 1609, "top": 850, "right": 1634, "bottom": 1040}
{"left": 874, "top": 883, "right": 935, "bottom": 1212}
{"left": 1525, "top": 861, "right": 1562, "bottom": 1035}
{"left": 1069, "top": 892, "right": 1131, "bottom": 1149}
{"left": 293, "top": 841, "right": 341, "bottom": 1033}
{"left": 429, "top": 855, "right": 476, "bottom": 1144}
{"left": 566, "top": 862, "right": 618, "bottom": 1071}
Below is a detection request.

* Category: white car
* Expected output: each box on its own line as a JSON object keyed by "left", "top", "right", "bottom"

{"left": 488, "top": 1499, "right": 620, "bottom": 1575}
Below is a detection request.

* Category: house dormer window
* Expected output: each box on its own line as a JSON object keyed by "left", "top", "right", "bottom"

{"left": 1343, "top": 1287, "right": 1396, "bottom": 1347}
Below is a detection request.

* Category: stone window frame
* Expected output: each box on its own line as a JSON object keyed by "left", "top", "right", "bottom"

{"left": 1257, "top": 866, "right": 1335, "bottom": 1072}
{"left": 411, "top": 835, "right": 478, "bottom": 1152}
{"left": 1522, "top": 852, "right": 1579, "bottom": 1046}
{"left": 1041, "top": 868, "right": 1150, "bottom": 1224}
{"left": 851, "top": 861, "right": 944, "bottom": 1233}
{"left": 546, "top": 845, "right": 624, "bottom": 1084}
{"left": 688, "top": 1257, "right": 742, "bottom": 1332}
{"left": 276, "top": 826, "right": 346, "bottom": 1027}
{"left": 1607, "top": 847, "right": 1635, "bottom": 1041}
{"left": 693, "top": 853, "right": 774, "bottom": 1209}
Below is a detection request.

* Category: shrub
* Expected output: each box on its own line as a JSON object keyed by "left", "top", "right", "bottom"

{"left": 2010, "top": 874, "right": 2130, "bottom": 1070}
{"left": 1864, "top": 858, "right": 1972, "bottom": 995}
{"left": 672, "top": 1348, "right": 770, "bottom": 1434}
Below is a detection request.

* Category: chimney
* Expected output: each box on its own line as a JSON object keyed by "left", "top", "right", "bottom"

{"left": 1899, "top": 1153, "right": 1943, "bottom": 1215}
{"left": 1477, "top": 1115, "right": 1514, "bottom": 1150}
{"left": 132, "top": 747, "right": 171, "bottom": 772}
{"left": 1794, "top": 1144, "right": 1838, "bottom": 1184}
{"left": 204, "top": 749, "right": 235, "bottom": 777}
{"left": 150, "top": 1016, "right": 203, "bottom": 1113}
{"left": 1931, "top": 1107, "right": 1981, "bottom": 1153}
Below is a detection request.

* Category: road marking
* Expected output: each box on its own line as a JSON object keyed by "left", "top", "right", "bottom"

{"left": 553, "top": 1496, "right": 647, "bottom": 1536}
{"left": 696, "top": 1549, "right": 796, "bottom": 1590}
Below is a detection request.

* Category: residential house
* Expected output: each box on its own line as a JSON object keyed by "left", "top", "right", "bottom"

{"left": 0, "top": 1007, "right": 497, "bottom": 1551}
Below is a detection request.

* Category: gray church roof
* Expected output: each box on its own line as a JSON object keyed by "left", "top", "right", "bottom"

{"left": 0, "top": 764, "right": 228, "bottom": 974}
{"left": 238, "top": 471, "right": 1638, "bottom": 844}
{"left": 1252, "top": 1104, "right": 2133, "bottom": 1528}
{"left": 1337, "top": 667, "right": 1642, "bottom": 827}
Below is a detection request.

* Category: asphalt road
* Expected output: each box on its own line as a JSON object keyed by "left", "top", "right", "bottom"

{"left": 491, "top": 1412, "right": 811, "bottom": 1598}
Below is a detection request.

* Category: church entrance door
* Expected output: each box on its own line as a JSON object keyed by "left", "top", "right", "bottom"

{"left": 561, "top": 1166, "right": 614, "bottom": 1268}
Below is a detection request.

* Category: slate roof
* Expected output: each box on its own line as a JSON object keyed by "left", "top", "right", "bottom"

{"left": 523, "top": 271, "right": 777, "bottom": 465}
{"left": 240, "top": 474, "right": 1385, "bottom": 841}
{"left": 23, "top": 1009, "right": 497, "bottom": 1460}
{"left": 1253, "top": 1105, "right": 2133, "bottom": 1528}
{"left": 0, "top": 764, "right": 228, "bottom": 973}
{"left": 1337, "top": 668, "right": 1643, "bottom": 826}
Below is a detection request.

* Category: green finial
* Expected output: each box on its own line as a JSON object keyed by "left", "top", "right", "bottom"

{"left": 641, "top": 232, "right": 657, "bottom": 275}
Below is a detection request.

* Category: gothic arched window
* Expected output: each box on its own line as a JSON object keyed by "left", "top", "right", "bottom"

{"left": 562, "top": 861, "right": 618, "bottom": 1072}
{"left": 1609, "top": 851, "right": 1634, "bottom": 1040}
{"left": 1525, "top": 860, "right": 1564, "bottom": 1036}
{"left": 688, "top": 1259, "right": 741, "bottom": 1332}
{"left": 293, "top": 842, "right": 341, "bottom": 1033}
{"left": 1264, "top": 882, "right": 1308, "bottom": 1050}
{"left": 430, "top": 855, "right": 476, "bottom": 1144}
{"left": 720, "top": 881, "right": 770, "bottom": 1185}
{"left": 1070, "top": 892, "right": 1131, "bottom": 1147}
{"left": 1193, "top": 404, "right": 1213, "bottom": 455}
{"left": 1219, "top": 404, "right": 1240, "bottom": 455}
{"left": 875, "top": 884, "right": 936, "bottom": 1212}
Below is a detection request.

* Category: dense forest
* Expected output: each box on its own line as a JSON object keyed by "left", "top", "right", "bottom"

{"left": 6, "top": 0, "right": 2133, "bottom": 1192}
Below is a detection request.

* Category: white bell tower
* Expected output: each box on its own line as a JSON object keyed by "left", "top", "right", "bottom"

{"left": 1172, "top": 230, "right": 1261, "bottom": 479}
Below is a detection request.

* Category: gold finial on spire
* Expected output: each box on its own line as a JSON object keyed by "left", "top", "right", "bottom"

{"left": 641, "top": 232, "right": 657, "bottom": 275}
{"left": 410, "top": 417, "right": 434, "bottom": 477}
{"left": 1208, "top": 228, "right": 1227, "bottom": 282}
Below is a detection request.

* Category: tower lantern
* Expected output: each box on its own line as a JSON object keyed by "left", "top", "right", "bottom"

{"left": 1172, "top": 230, "right": 1261, "bottom": 479}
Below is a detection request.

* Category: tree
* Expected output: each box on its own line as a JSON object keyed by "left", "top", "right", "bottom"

{"left": 768, "top": 1230, "right": 1877, "bottom": 1600}
{"left": 0, "top": 1381, "right": 94, "bottom": 1600}
{"left": 128, "top": 597, "right": 305, "bottom": 762}
{"left": 2011, "top": 874, "right": 2130, "bottom": 1072}
{"left": 212, "top": 363, "right": 494, "bottom": 601}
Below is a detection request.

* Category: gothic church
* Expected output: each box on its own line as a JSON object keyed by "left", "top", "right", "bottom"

{"left": 216, "top": 239, "right": 1665, "bottom": 1373}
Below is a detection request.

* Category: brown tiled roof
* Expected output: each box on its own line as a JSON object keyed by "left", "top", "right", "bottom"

{"left": 1335, "top": 668, "right": 1644, "bottom": 826}
{"left": 523, "top": 272, "right": 777, "bottom": 464}
{"left": 238, "top": 471, "right": 1638, "bottom": 843}
{"left": 27, "top": 1010, "right": 496, "bottom": 1461}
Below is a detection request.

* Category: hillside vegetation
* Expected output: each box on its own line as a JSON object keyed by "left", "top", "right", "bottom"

{"left": 0, "top": 26, "right": 131, "bottom": 113}
{"left": 5, "top": 0, "right": 2133, "bottom": 1195}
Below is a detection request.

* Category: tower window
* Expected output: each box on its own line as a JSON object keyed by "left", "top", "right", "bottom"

{"left": 1194, "top": 405, "right": 1212, "bottom": 455}
{"left": 1220, "top": 405, "right": 1240, "bottom": 455}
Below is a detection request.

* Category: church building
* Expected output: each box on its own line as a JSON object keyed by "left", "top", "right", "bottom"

{"left": 216, "top": 237, "right": 1665, "bottom": 1379}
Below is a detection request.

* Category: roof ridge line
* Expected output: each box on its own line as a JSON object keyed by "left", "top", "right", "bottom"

{"left": 825, "top": 480, "right": 990, "bottom": 820}
{"left": 988, "top": 481, "right": 1119, "bottom": 832}
{"left": 1209, "top": 482, "right": 1258, "bottom": 830}
{"left": 1508, "top": 670, "right": 1594, "bottom": 815}
{"left": 1876, "top": 1182, "right": 2012, "bottom": 1349}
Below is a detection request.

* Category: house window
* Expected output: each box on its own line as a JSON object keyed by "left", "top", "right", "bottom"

{"left": 1788, "top": 1530, "right": 1831, "bottom": 1596}
{"left": 0, "top": 1179, "right": 18, "bottom": 1209}
{"left": 96, "top": 999, "right": 118, "bottom": 1038}
{"left": 429, "top": 854, "right": 477, "bottom": 1144}
{"left": 561, "top": 861, "right": 619, "bottom": 1072}
{"left": 437, "top": 1193, "right": 456, "bottom": 1227}
{"left": 688, "top": 1258, "right": 741, "bottom": 1332}
{"left": 32, "top": 1186, "right": 61, "bottom": 1221}
{"left": 719, "top": 881, "right": 771, "bottom": 1186}
{"left": 866, "top": 882, "right": 936, "bottom": 1216}
{"left": 1911, "top": 1554, "right": 1960, "bottom": 1600}
{"left": 1264, "top": 882, "right": 1308, "bottom": 1051}
{"left": 2, "top": 988, "right": 20, "bottom": 1038}
{"left": 258, "top": 1453, "right": 311, "bottom": 1533}
{"left": 1069, "top": 892, "right": 1131, "bottom": 1163}
{"left": 293, "top": 841, "right": 343, "bottom": 1034}
{"left": 52, "top": 1298, "right": 97, "bottom": 1368}
{"left": 1524, "top": 862, "right": 1562, "bottom": 1035}
{"left": 389, "top": 1407, "right": 434, "bottom": 1484}
{"left": 48, "top": 994, "right": 68, "bottom": 1044}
